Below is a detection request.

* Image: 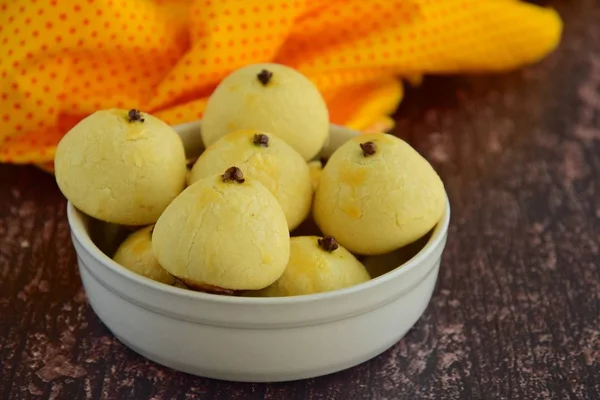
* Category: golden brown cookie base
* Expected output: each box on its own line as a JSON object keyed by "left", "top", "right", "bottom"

{"left": 176, "top": 278, "right": 241, "bottom": 296}
{"left": 122, "top": 224, "right": 144, "bottom": 233}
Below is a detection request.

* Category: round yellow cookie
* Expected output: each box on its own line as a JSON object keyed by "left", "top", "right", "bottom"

{"left": 200, "top": 63, "right": 329, "bottom": 161}
{"left": 256, "top": 236, "right": 370, "bottom": 297}
{"left": 152, "top": 167, "right": 290, "bottom": 292}
{"left": 54, "top": 109, "right": 187, "bottom": 225}
{"left": 313, "top": 133, "right": 445, "bottom": 255}
{"left": 113, "top": 225, "right": 175, "bottom": 285}
{"left": 189, "top": 130, "right": 312, "bottom": 231}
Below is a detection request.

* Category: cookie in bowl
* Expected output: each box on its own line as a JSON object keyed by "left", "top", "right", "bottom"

{"left": 254, "top": 235, "right": 370, "bottom": 297}
{"left": 189, "top": 129, "right": 312, "bottom": 231}
{"left": 314, "top": 133, "right": 445, "bottom": 255}
{"left": 112, "top": 225, "right": 175, "bottom": 285}
{"left": 152, "top": 166, "right": 290, "bottom": 293}
{"left": 54, "top": 109, "right": 187, "bottom": 226}
{"left": 201, "top": 63, "right": 329, "bottom": 161}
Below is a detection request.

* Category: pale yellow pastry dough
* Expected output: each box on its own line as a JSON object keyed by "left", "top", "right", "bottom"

{"left": 256, "top": 236, "right": 370, "bottom": 297}
{"left": 113, "top": 225, "right": 175, "bottom": 285}
{"left": 189, "top": 129, "right": 312, "bottom": 231}
{"left": 313, "top": 133, "right": 445, "bottom": 255}
{"left": 201, "top": 63, "right": 329, "bottom": 161}
{"left": 152, "top": 168, "right": 290, "bottom": 291}
{"left": 54, "top": 109, "right": 187, "bottom": 225}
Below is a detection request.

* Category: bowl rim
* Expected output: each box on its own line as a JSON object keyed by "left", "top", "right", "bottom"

{"left": 67, "top": 195, "right": 450, "bottom": 306}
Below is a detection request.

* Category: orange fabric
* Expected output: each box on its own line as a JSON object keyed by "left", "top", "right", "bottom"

{"left": 0, "top": 0, "right": 562, "bottom": 169}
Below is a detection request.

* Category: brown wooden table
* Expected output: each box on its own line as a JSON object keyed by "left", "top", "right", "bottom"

{"left": 1, "top": 1, "right": 599, "bottom": 399}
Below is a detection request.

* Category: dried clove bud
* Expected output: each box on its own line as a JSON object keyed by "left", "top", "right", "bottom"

{"left": 253, "top": 133, "right": 269, "bottom": 147}
{"left": 222, "top": 166, "right": 245, "bottom": 183}
{"left": 360, "top": 141, "right": 377, "bottom": 157}
{"left": 318, "top": 236, "right": 339, "bottom": 252}
{"left": 127, "top": 109, "right": 145, "bottom": 123}
{"left": 257, "top": 69, "right": 273, "bottom": 85}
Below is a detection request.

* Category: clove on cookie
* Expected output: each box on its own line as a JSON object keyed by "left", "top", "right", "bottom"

{"left": 318, "top": 235, "right": 338, "bottom": 252}
{"left": 127, "top": 109, "right": 145, "bottom": 123}
{"left": 360, "top": 141, "right": 377, "bottom": 157}
{"left": 253, "top": 133, "right": 269, "bottom": 147}
{"left": 222, "top": 166, "right": 245, "bottom": 183}
{"left": 257, "top": 69, "right": 273, "bottom": 85}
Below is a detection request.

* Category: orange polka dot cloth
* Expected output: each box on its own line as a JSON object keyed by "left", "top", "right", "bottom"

{"left": 0, "top": 0, "right": 562, "bottom": 171}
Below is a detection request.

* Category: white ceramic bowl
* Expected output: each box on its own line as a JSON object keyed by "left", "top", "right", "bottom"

{"left": 66, "top": 122, "right": 451, "bottom": 383}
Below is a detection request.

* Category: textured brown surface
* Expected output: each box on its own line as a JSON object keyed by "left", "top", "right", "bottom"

{"left": 1, "top": 1, "right": 600, "bottom": 399}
